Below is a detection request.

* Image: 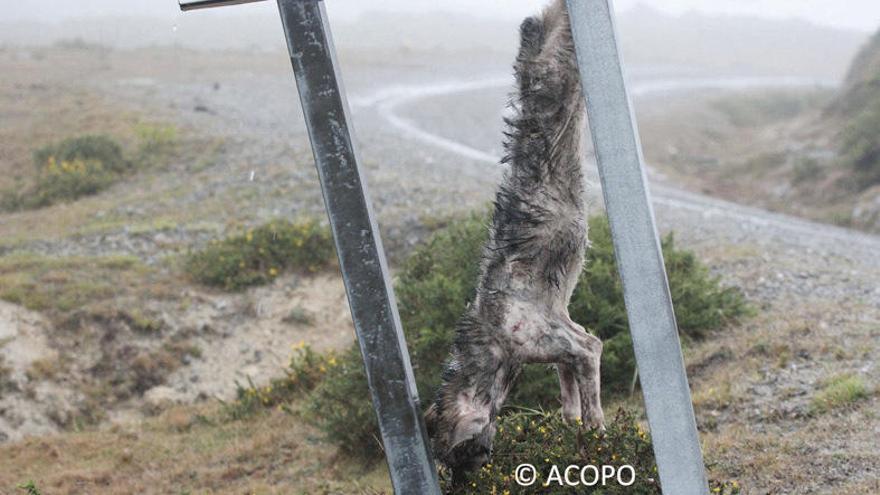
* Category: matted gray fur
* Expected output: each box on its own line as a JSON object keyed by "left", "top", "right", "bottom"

{"left": 425, "top": 0, "right": 604, "bottom": 481}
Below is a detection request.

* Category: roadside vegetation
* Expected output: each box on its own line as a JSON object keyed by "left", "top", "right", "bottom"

{"left": 0, "top": 252, "right": 194, "bottom": 429}
{"left": 0, "top": 253, "right": 149, "bottom": 319}
{"left": 810, "top": 373, "right": 871, "bottom": 414}
{"left": 831, "top": 30, "right": 880, "bottom": 188}
{"left": 455, "top": 409, "right": 741, "bottom": 494}
{"left": 1, "top": 125, "right": 177, "bottom": 211}
{"left": 710, "top": 90, "right": 830, "bottom": 128}
{"left": 634, "top": 27, "right": 880, "bottom": 233}
{"left": 184, "top": 219, "right": 335, "bottom": 290}
{"left": 223, "top": 212, "right": 749, "bottom": 465}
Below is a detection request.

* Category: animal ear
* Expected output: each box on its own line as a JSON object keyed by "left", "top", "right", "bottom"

{"left": 518, "top": 16, "right": 545, "bottom": 61}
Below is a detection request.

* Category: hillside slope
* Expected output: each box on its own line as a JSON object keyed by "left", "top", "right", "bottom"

{"left": 828, "top": 30, "right": 880, "bottom": 117}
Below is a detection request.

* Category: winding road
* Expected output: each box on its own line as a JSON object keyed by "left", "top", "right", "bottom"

{"left": 353, "top": 75, "right": 880, "bottom": 265}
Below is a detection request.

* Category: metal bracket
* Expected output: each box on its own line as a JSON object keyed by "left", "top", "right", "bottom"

{"left": 180, "top": 0, "right": 267, "bottom": 12}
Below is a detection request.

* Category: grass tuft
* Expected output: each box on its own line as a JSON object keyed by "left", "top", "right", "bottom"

{"left": 810, "top": 373, "right": 870, "bottom": 414}
{"left": 0, "top": 254, "right": 145, "bottom": 318}
{"left": 17, "top": 481, "right": 43, "bottom": 495}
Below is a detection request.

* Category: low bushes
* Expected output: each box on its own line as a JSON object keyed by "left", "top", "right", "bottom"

{"left": 28, "top": 157, "right": 117, "bottom": 207}
{"left": 3, "top": 128, "right": 179, "bottom": 210}
{"left": 839, "top": 99, "right": 880, "bottom": 186}
{"left": 304, "top": 212, "right": 748, "bottom": 462}
{"left": 20, "top": 135, "right": 127, "bottom": 208}
{"left": 184, "top": 219, "right": 335, "bottom": 290}
{"left": 223, "top": 344, "right": 336, "bottom": 420}
{"left": 831, "top": 29, "right": 880, "bottom": 188}
{"left": 453, "top": 409, "right": 741, "bottom": 494}
{"left": 33, "top": 134, "right": 128, "bottom": 174}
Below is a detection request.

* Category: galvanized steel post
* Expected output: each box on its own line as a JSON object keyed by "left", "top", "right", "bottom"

{"left": 565, "top": 0, "right": 710, "bottom": 493}
{"left": 276, "top": 1, "right": 440, "bottom": 492}
{"left": 178, "top": 1, "right": 441, "bottom": 493}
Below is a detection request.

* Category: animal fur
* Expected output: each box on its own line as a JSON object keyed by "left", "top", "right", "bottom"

{"left": 425, "top": 0, "right": 605, "bottom": 481}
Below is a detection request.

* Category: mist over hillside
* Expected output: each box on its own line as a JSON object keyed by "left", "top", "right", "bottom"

{"left": 0, "top": 7, "right": 868, "bottom": 80}
{"left": 828, "top": 29, "right": 880, "bottom": 116}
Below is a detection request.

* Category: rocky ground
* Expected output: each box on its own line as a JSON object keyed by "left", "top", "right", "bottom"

{"left": 0, "top": 44, "right": 877, "bottom": 493}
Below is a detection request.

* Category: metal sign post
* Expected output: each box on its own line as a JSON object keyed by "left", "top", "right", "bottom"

{"left": 179, "top": 1, "right": 441, "bottom": 493}
{"left": 565, "top": 0, "right": 710, "bottom": 493}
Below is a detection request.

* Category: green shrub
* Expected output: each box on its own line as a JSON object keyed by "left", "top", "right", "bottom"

{"left": 306, "top": 345, "right": 382, "bottom": 456}
{"left": 306, "top": 212, "right": 748, "bottom": 462}
{"left": 840, "top": 98, "right": 880, "bottom": 186}
{"left": 453, "top": 409, "right": 740, "bottom": 495}
{"left": 33, "top": 134, "right": 127, "bottom": 174}
{"left": 3, "top": 135, "right": 128, "bottom": 209}
{"left": 28, "top": 157, "right": 117, "bottom": 207}
{"left": 3, "top": 130, "right": 182, "bottom": 210}
{"left": 184, "top": 219, "right": 335, "bottom": 290}
{"left": 223, "top": 344, "right": 335, "bottom": 420}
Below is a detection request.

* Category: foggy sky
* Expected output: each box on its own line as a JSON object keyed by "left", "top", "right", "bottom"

{"left": 3, "top": 0, "right": 879, "bottom": 32}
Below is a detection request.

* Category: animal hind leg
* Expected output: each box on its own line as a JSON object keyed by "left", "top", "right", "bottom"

{"left": 517, "top": 319, "right": 603, "bottom": 428}
{"left": 557, "top": 363, "right": 581, "bottom": 421}
{"left": 563, "top": 319, "right": 605, "bottom": 429}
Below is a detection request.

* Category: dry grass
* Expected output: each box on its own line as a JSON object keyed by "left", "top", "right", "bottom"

{"left": 0, "top": 403, "right": 392, "bottom": 495}
{"left": 0, "top": 47, "right": 238, "bottom": 248}
{"left": 2, "top": 288, "right": 877, "bottom": 494}
{"left": 0, "top": 253, "right": 172, "bottom": 322}
{"left": 684, "top": 300, "right": 880, "bottom": 492}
